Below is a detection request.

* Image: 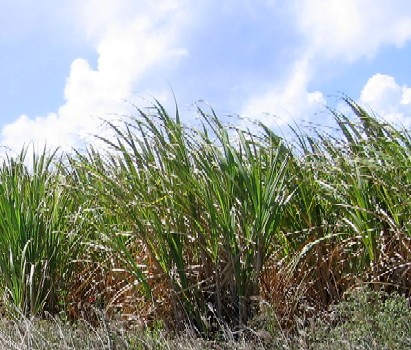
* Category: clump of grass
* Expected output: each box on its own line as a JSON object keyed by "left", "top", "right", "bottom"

{"left": 0, "top": 310, "right": 273, "bottom": 350}
{"left": 0, "top": 146, "right": 85, "bottom": 317}
{"left": 61, "top": 98, "right": 411, "bottom": 335}
{"left": 70, "top": 101, "right": 292, "bottom": 333}
{"left": 265, "top": 99, "right": 411, "bottom": 326}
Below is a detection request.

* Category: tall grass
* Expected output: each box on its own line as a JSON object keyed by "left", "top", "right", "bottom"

{"left": 0, "top": 98, "right": 410, "bottom": 338}
{"left": 62, "top": 99, "right": 411, "bottom": 331}
{"left": 273, "top": 99, "right": 411, "bottom": 321}
{"left": 69, "top": 102, "right": 293, "bottom": 332}
{"left": 0, "top": 147, "right": 85, "bottom": 316}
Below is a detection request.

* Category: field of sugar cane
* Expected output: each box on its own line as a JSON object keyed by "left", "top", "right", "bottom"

{"left": 0, "top": 98, "right": 410, "bottom": 349}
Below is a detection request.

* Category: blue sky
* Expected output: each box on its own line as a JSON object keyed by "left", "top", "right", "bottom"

{"left": 1, "top": 0, "right": 411, "bottom": 151}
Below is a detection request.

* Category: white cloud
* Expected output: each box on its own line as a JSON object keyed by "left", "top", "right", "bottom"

{"left": 359, "top": 73, "right": 411, "bottom": 126}
{"left": 240, "top": 0, "right": 411, "bottom": 128}
{"left": 1, "top": 1, "right": 188, "bottom": 152}
{"left": 70, "top": 0, "right": 186, "bottom": 42}
{"left": 241, "top": 58, "right": 326, "bottom": 127}
{"left": 4, "top": 0, "right": 411, "bottom": 152}
{"left": 295, "top": 0, "right": 411, "bottom": 61}
{"left": 1, "top": 113, "right": 72, "bottom": 151}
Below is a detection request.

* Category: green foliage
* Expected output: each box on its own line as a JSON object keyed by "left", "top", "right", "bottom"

{"left": 64, "top": 98, "right": 411, "bottom": 332}
{"left": 0, "top": 147, "right": 84, "bottom": 316}
{"left": 72, "top": 101, "right": 292, "bottom": 332}
{"left": 310, "top": 289, "right": 411, "bottom": 349}
{"left": 1, "top": 97, "right": 411, "bottom": 342}
{"left": 278, "top": 99, "right": 411, "bottom": 315}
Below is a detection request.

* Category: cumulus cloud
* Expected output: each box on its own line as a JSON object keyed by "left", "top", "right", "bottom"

{"left": 295, "top": 0, "right": 411, "bottom": 61}
{"left": 3, "top": 0, "right": 411, "bottom": 151}
{"left": 241, "top": 58, "right": 326, "bottom": 126}
{"left": 359, "top": 73, "right": 411, "bottom": 126}
{"left": 1, "top": 1, "right": 188, "bottom": 152}
{"left": 240, "top": 0, "right": 411, "bottom": 128}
